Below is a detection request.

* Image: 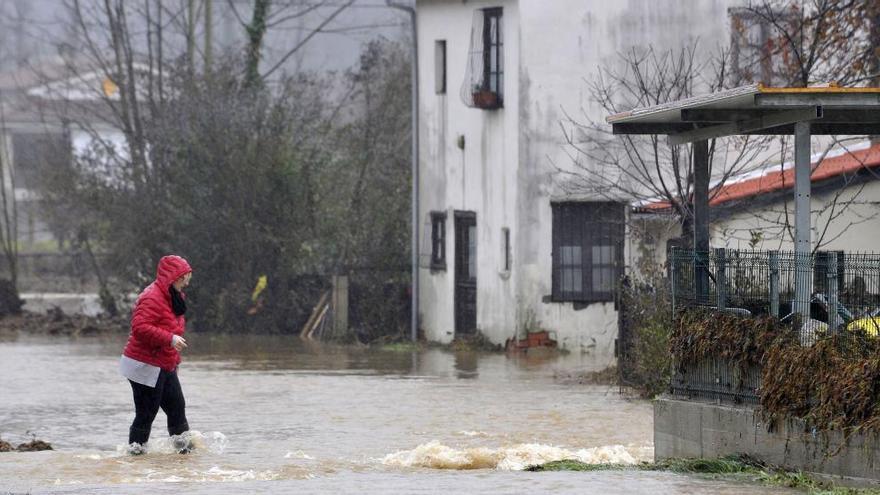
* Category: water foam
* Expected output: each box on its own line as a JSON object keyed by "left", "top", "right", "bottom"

{"left": 284, "top": 450, "right": 315, "bottom": 460}
{"left": 119, "top": 466, "right": 280, "bottom": 483}
{"left": 115, "top": 430, "right": 229, "bottom": 456}
{"left": 456, "top": 430, "right": 489, "bottom": 437}
{"left": 381, "top": 441, "right": 640, "bottom": 471}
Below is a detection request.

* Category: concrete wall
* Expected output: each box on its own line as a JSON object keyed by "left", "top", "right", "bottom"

{"left": 416, "top": 0, "right": 740, "bottom": 358}
{"left": 655, "top": 397, "right": 880, "bottom": 480}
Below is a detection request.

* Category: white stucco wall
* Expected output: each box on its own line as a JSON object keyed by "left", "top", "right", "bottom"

{"left": 416, "top": 0, "right": 741, "bottom": 360}
{"left": 417, "top": 0, "right": 521, "bottom": 344}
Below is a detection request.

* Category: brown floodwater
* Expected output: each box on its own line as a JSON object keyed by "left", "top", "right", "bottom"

{"left": 0, "top": 334, "right": 791, "bottom": 494}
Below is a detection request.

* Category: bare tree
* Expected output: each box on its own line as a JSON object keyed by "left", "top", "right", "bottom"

{"left": 12, "top": 0, "right": 411, "bottom": 335}
{"left": 564, "top": 1, "right": 880, "bottom": 251}
{"left": 0, "top": 102, "right": 20, "bottom": 289}
{"left": 559, "top": 43, "right": 770, "bottom": 242}
{"left": 735, "top": 0, "right": 880, "bottom": 87}
{"left": 727, "top": 0, "right": 880, "bottom": 251}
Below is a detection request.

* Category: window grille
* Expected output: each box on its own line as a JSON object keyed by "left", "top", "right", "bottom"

{"left": 430, "top": 211, "right": 447, "bottom": 271}
{"left": 551, "top": 202, "right": 624, "bottom": 302}
{"left": 461, "top": 7, "right": 503, "bottom": 109}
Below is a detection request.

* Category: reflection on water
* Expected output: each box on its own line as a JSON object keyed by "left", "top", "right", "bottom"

{"left": 0, "top": 334, "right": 790, "bottom": 494}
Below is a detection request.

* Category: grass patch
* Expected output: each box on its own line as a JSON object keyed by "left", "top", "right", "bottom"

{"left": 528, "top": 455, "right": 880, "bottom": 493}
{"left": 378, "top": 341, "right": 423, "bottom": 352}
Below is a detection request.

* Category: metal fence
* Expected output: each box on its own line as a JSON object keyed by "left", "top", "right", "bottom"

{"left": 668, "top": 248, "right": 880, "bottom": 403}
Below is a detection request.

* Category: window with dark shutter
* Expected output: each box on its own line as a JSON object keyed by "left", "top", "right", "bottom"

{"left": 461, "top": 7, "right": 503, "bottom": 109}
{"left": 430, "top": 211, "right": 447, "bottom": 271}
{"left": 551, "top": 202, "right": 624, "bottom": 302}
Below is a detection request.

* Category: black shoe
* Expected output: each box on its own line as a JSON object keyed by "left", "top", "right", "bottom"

{"left": 127, "top": 443, "right": 146, "bottom": 456}
{"left": 172, "top": 436, "right": 193, "bottom": 454}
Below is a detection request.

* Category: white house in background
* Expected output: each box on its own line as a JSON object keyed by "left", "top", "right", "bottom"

{"left": 709, "top": 142, "right": 880, "bottom": 253}
{"left": 636, "top": 141, "right": 880, "bottom": 255}
{"left": 0, "top": 57, "right": 129, "bottom": 249}
{"left": 415, "top": 0, "right": 742, "bottom": 361}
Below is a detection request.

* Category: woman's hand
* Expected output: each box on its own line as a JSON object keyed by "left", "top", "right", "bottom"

{"left": 171, "top": 335, "right": 188, "bottom": 351}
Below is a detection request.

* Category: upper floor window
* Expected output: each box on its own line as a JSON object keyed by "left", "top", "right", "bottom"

{"left": 461, "top": 7, "right": 503, "bottom": 110}
{"left": 551, "top": 202, "right": 624, "bottom": 303}
{"left": 728, "top": 7, "right": 799, "bottom": 86}
{"left": 435, "top": 40, "right": 447, "bottom": 94}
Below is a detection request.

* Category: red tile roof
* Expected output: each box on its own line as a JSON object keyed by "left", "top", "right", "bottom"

{"left": 640, "top": 142, "right": 880, "bottom": 211}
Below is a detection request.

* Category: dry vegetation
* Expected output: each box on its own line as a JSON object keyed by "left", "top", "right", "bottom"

{"left": 673, "top": 309, "right": 880, "bottom": 436}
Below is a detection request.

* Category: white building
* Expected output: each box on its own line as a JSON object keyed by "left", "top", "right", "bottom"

{"left": 0, "top": 57, "right": 130, "bottom": 250}
{"left": 709, "top": 142, "right": 880, "bottom": 253}
{"left": 415, "top": 0, "right": 742, "bottom": 361}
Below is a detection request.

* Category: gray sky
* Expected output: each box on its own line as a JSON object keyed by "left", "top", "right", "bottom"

{"left": 0, "top": 0, "right": 410, "bottom": 75}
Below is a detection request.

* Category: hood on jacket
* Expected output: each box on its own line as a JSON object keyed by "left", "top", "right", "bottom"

{"left": 156, "top": 255, "right": 192, "bottom": 290}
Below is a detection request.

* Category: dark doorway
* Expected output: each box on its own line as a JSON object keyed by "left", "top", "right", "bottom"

{"left": 454, "top": 211, "right": 477, "bottom": 336}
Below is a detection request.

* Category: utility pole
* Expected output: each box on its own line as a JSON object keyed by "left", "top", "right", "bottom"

{"left": 386, "top": 0, "right": 419, "bottom": 342}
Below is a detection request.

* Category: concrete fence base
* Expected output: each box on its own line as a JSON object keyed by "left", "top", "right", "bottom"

{"left": 655, "top": 397, "right": 880, "bottom": 480}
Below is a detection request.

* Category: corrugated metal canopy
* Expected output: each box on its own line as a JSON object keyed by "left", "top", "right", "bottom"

{"left": 606, "top": 83, "right": 880, "bottom": 144}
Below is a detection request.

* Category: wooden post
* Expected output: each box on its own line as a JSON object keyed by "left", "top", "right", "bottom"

{"left": 332, "top": 275, "right": 349, "bottom": 338}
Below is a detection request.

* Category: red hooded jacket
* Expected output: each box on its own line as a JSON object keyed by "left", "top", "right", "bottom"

{"left": 123, "top": 255, "right": 192, "bottom": 371}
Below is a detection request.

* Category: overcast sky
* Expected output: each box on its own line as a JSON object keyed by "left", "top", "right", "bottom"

{"left": 0, "top": 0, "right": 410, "bottom": 75}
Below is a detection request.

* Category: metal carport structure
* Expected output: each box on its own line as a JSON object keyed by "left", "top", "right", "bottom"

{"left": 606, "top": 83, "right": 880, "bottom": 317}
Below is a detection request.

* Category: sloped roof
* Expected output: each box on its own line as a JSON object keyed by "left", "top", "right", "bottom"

{"left": 640, "top": 141, "right": 880, "bottom": 211}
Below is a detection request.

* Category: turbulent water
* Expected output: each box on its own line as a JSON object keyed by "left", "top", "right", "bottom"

{"left": 0, "top": 334, "right": 791, "bottom": 494}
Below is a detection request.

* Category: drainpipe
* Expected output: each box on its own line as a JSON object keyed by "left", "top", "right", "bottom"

{"left": 386, "top": 0, "right": 419, "bottom": 342}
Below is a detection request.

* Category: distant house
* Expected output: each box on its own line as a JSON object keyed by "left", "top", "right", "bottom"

{"left": 710, "top": 142, "right": 880, "bottom": 252}
{"left": 0, "top": 57, "right": 129, "bottom": 250}
{"left": 414, "top": 0, "right": 742, "bottom": 360}
{"left": 636, "top": 141, "right": 880, "bottom": 254}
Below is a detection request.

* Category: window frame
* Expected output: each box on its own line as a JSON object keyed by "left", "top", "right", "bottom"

{"left": 481, "top": 7, "right": 503, "bottom": 103}
{"left": 728, "top": 7, "right": 798, "bottom": 86}
{"left": 430, "top": 211, "right": 447, "bottom": 271}
{"left": 551, "top": 202, "right": 624, "bottom": 303}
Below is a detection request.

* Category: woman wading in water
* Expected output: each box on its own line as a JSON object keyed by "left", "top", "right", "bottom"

{"left": 119, "top": 255, "right": 193, "bottom": 455}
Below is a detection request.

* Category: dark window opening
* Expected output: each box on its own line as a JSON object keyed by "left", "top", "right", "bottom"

{"left": 502, "top": 227, "right": 511, "bottom": 272}
{"left": 462, "top": 7, "right": 503, "bottom": 109}
{"left": 551, "top": 202, "right": 624, "bottom": 303}
{"left": 482, "top": 8, "right": 503, "bottom": 101}
{"left": 435, "top": 40, "right": 447, "bottom": 94}
{"left": 431, "top": 211, "right": 447, "bottom": 271}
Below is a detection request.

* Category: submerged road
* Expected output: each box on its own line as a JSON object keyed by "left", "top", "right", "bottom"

{"left": 0, "top": 334, "right": 792, "bottom": 494}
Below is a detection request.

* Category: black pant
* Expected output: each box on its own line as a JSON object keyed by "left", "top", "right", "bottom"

{"left": 128, "top": 369, "right": 189, "bottom": 445}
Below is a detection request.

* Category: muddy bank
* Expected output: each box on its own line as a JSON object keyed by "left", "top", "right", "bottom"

{"left": 0, "top": 310, "right": 127, "bottom": 338}
{"left": 0, "top": 437, "right": 53, "bottom": 452}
